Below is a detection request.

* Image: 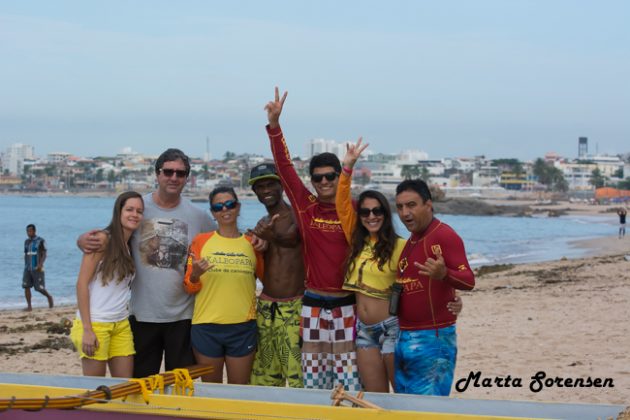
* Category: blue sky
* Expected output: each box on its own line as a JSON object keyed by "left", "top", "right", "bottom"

{"left": 1, "top": 1, "right": 629, "bottom": 161}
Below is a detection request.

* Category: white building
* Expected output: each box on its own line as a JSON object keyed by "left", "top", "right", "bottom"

{"left": 1, "top": 143, "right": 35, "bottom": 176}
{"left": 398, "top": 149, "right": 429, "bottom": 163}
{"left": 590, "top": 155, "right": 624, "bottom": 177}
{"left": 47, "top": 152, "right": 72, "bottom": 164}
{"left": 365, "top": 163, "right": 402, "bottom": 194}
{"left": 305, "top": 138, "right": 346, "bottom": 160}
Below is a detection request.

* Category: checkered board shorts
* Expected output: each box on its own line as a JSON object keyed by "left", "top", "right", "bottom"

{"left": 300, "top": 303, "right": 361, "bottom": 390}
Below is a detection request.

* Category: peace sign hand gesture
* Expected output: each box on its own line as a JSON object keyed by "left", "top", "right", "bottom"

{"left": 343, "top": 137, "right": 369, "bottom": 170}
{"left": 265, "top": 87, "right": 288, "bottom": 129}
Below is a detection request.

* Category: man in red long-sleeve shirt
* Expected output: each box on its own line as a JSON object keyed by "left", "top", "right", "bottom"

{"left": 264, "top": 87, "right": 360, "bottom": 390}
{"left": 394, "top": 179, "right": 475, "bottom": 396}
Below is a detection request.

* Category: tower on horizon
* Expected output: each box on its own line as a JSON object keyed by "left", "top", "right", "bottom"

{"left": 578, "top": 137, "right": 588, "bottom": 159}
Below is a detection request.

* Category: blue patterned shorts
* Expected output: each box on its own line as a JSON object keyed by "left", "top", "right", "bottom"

{"left": 394, "top": 325, "right": 457, "bottom": 396}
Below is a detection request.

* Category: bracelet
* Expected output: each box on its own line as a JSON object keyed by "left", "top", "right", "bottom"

{"left": 342, "top": 166, "right": 353, "bottom": 175}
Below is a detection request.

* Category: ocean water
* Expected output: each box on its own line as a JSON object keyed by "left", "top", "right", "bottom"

{"left": 0, "top": 195, "right": 615, "bottom": 310}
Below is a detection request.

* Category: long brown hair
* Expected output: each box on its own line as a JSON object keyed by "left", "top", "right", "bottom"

{"left": 99, "top": 191, "right": 143, "bottom": 285}
{"left": 346, "top": 190, "right": 398, "bottom": 276}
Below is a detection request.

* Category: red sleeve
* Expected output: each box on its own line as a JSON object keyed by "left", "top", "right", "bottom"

{"left": 440, "top": 232, "right": 475, "bottom": 291}
{"left": 267, "top": 125, "right": 315, "bottom": 212}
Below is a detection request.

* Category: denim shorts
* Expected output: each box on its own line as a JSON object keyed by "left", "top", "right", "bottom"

{"left": 355, "top": 316, "right": 399, "bottom": 354}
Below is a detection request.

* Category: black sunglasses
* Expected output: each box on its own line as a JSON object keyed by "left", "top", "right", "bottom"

{"left": 358, "top": 207, "right": 385, "bottom": 218}
{"left": 160, "top": 168, "right": 188, "bottom": 178}
{"left": 210, "top": 200, "right": 238, "bottom": 212}
{"left": 311, "top": 172, "right": 339, "bottom": 183}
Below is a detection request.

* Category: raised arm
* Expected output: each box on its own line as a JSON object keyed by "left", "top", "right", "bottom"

{"left": 336, "top": 138, "right": 369, "bottom": 244}
{"left": 265, "top": 86, "right": 287, "bottom": 130}
{"left": 265, "top": 87, "right": 312, "bottom": 210}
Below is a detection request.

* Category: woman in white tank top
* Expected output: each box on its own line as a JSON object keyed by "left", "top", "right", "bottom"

{"left": 70, "top": 191, "right": 144, "bottom": 377}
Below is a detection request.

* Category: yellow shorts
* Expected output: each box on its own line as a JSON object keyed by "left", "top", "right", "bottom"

{"left": 70, "top": 318, "right": 135, "bottom": 361}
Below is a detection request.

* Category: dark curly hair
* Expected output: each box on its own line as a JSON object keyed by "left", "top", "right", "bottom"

{"left": 346, "top": 190, "right": 399, "bottom": 276}
{"left": 309, "top": 152, "right": 341, "bottom": 175}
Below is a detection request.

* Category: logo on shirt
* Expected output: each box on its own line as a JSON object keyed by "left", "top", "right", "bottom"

{"left": 309, "top": 218, "right": 343, "bottom": 232}
{"left": 207, "top": 251, "right": 255, "bottom": 274}
{"left": 398, "top": 257, "right": 408, "bottom": 274}
{"left": 398, "top": 277, "right": 424, "bottom": 293}
{"left": 431, "top": 244, "right": 442, "bottom": 256}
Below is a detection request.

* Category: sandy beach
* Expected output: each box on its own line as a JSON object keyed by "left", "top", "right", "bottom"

{"left": 1, "top": 235, "right": 628, "bottom": 406}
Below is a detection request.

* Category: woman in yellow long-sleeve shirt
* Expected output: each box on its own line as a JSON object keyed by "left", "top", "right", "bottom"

{"left": 184, "top": 186, "right": 263, "bottom": 384}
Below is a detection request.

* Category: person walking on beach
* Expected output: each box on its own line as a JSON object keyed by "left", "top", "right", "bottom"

{"left": 23, "top": 224, "right": 54, "bottom": 311}
{"left": 70, "top": 191, "right": 144, "bottom": 377}
{"left": 265, "top": 87, "right": 360, "bottom": 391}
{"left": 618, "top": 208, "right": 627, "bottom": 238}
{"left": 78, "top": 149, "right": 215, "bottom": 378}
{"left": 247, "top": 163, "right": 305, "bottom": 388}
{"left": 394, "top": 179, "right": 475, "bottom": 396}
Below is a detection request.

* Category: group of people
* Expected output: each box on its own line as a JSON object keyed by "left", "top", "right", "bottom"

{"left": 66, "top": 87, "right": 475, "bottom": 396}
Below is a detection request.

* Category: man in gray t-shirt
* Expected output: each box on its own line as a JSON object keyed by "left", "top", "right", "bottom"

{"left": 80, "top": 148, "right": 215, "bottom": 377}
{"left": 131, "top": 193, "right": 212, "bottom": 324}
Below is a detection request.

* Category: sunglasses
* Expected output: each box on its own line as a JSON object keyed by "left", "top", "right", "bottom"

{"left": 311, "top": 172, "right": 339, "bottom": 183}
{"left": 159, "top": 168, "right": 188, "bottom": 178}
{"left": 358, "top": 207, "right": 385, "bottom": 217}
{"left": 210, "top": 200, "right": 238, "bottom": 212}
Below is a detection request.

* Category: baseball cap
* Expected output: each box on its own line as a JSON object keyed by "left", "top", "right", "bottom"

{"left": 248, "top": 163, "right": 281, "bottom": 186}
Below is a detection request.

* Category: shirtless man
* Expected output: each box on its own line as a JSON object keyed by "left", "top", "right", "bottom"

{"left": 248, "top": 163, "right": 305, "bottom": 387}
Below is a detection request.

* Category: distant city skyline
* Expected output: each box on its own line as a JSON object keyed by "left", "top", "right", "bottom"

{"left": 4, "top": 135, "right": 625, "bottom": 166}
{"left": 1, "top": 1, "right": 629, "bottom": 160}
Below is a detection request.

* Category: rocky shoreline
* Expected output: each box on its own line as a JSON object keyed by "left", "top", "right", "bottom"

{"left": 434, "top": 198, "right": 533, "bottom": 216}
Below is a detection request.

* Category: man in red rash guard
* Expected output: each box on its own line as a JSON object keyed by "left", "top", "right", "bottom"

{"left": 394, "top": 179, "right": 475, "bottom": 396}
{"left": 264, "top": 87, "right": 360, "bottom": 391}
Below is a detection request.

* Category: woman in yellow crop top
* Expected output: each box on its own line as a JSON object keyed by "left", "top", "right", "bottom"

{"left": 337, "top": 139, "right": 462, "bottom": 392}
{"left": 184, "top": 186, "right": 263, "bottom": 384}
{"left": 336, "top": 139, "right": 405, "bottom": 392}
